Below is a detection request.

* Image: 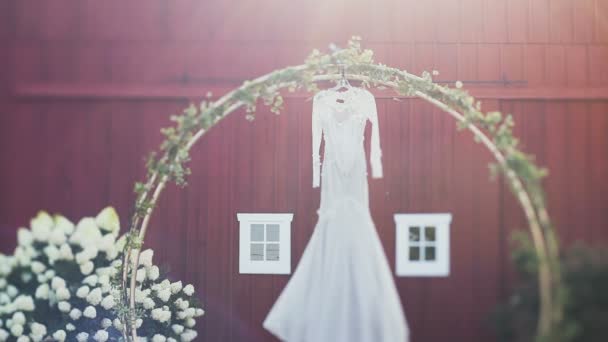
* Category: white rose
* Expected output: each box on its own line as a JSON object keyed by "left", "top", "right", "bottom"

{"left": 80, "top": 261, "right": 94, "bottom": 275}
{"left": 180, "top": 329, "right": 198, "bottom": 342}
{"left": 55, "top": 287, "right": 70, "bottom": 301}
{"left": 10, "top": 324, "right": 23, "bottom": 337}
{"left": 100, "top": 295, "right": 115, "bottom": 310}
{"left": 152, "top": 334, "right": 167, "bottom": 342}
{"left": 86, "top": 288, "right": 102, "bottom": 306}
{"left": 171, "top": 324, "right": 184, "bottom": 334}
{"left": 52, "top": 330, "right": 67, "bottom": 341}
{"left": 76, "top": 332, "right": 88, "bottom": 342}
{"left": 95, "top": 207, "right": 120, "bottom": 234}
{"left": 93, "top": 330, "right": 108, "bottom": 342}
{"left": 58, "top": 301, "right": 71, "bottom": 313}
{"left": 16, "top": 229, "right": 33, "bottom": 246}
{"left": 54, "top": 215, "right": 74, "bottom": 235}
{"left": 83, "top": 306, "right": 96, "bottom": 319}
{"left": 34, "top": 284, "right": 49, "bottom": 300}
{"left": 76, "top": 286, "right": 90, "bottom": 299}
{"left": 170, "top": 281, "right": 182, "bottom": 294}
{"left": 182, "top": 284, "right": 194, "bottom": 296}
{"left": 51, "top": 277, "right": 66, "bottom": 290}
{"left": 147, "top": 266, "right": 160, "bottom": 281}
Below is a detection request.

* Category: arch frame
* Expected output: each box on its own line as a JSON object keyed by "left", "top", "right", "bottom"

{"left": 116, "top": 37, "right": 562, "bottom": 341}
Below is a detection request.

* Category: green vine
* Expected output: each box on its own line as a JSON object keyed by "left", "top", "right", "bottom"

{"left": 118, "top": 36, "right": 562, "bottom": 341}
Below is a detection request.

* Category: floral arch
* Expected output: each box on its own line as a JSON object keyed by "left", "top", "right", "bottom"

{"left": 117, "top": 37, "right": 562, "bottom": 341}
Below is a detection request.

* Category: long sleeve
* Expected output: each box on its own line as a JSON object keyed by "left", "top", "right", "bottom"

{"left": 312, "top": 95, "right": 323, "bottom": 188}
{"left": 366, "top": 91, "right": 383, "bottom": 178}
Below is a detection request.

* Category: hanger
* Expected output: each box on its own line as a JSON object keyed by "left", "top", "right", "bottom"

{"left": 329, "top": 64, "right": 352, "bottom": 94}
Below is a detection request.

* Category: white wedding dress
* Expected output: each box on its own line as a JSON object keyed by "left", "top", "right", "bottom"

{"left": 263, "top": 86, "right": 409, "bottom": 342}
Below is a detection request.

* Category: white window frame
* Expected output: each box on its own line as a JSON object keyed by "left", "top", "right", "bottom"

{"left": 394, "top": 213, "right": 452, "bottom": 277}
{"left": 237, "top": 213, "right": 293, "bottom": 274}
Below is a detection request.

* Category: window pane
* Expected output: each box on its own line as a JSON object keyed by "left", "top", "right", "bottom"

{"left": 266, "top": 244, "right": 280, "bottom": 261}
{"left": 424, "top": 226, "right": 436, "bottom": 241}
{"left": 409, "top": 246, "right": 420, "bottom": 261}
{"left": 251, "top": 243, "right": 264, "bottom": 261}
{"left": 266, "top": 224, "right": 280, "bottom": 242}
{"left": 409, "top": 226, "right": 420, "bottom": 241}
{"left": 425, "top": 246, "right": 436, "bottom": 261}
{"left": 251, "top": 224, "right": 264, "bottom": 241}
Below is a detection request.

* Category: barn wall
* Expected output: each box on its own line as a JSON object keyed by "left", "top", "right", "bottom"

{"left": 1, "top": 1, "right": 607, "bottom": 341}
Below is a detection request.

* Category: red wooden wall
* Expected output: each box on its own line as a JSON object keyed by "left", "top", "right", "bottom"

{"left": 1, "top": 1, "right": 608, "bottom": 341}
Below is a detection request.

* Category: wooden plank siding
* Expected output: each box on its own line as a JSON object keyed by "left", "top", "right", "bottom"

{"left": 1, "top": 1, "right": 607, "bottom": 341}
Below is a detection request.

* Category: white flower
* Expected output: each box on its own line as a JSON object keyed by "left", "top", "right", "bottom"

{"left": 44, "top": 270, "right": 55, "bottom": 280}
{"left": 100, "top": 295, "right": 115, "bottom": 310}
{"left": 182, "top": 284, "right": 194, "bottom": 296}
{"left": 147, "top": 265, "right": 160, "bottom": 281}
{"left": 13, "top": 296, "right": 34, "bottom": 311}
{"left": 93, "top": 330, "right": 108, "bottom": 342}
{"left": 30, "top": 322, "right": 46, "bottom": 339}
{"left": 455, "top": 80, "right": 463, "bottom": 88}
{"left": 138, "top": 249, "right": 154, "bottom": 268}
{"left": 83, "top": 306, "right": 96, "bottom": 319}
{"left": 95, "top": 207, "right": 120, "bottom": 234}
{"left": 76, "top": 286, "right": 90, "bottom": 298}
{"left": 152, "top": 334, "right": 167, "bottom": 342}
{"left": 156, "top": 288, "right": 171, "bottom": 302}
{"left": 11, "top": 313, "right": 25, "bottom": 326}
{"left": 101, "top": 318, "right": 112, "bottom": 329}
{"left": 54, "top": 215, "right": 74, "bottom": 235}
{"left": 0, "top": 278, "right": 6, "bottom": 289}
{"left": 80, "top": 261, "right": 94, "bottom": 275}
{"left": 179, "top": 300, "right": 189, "bottom": 310}
{"left": 49, "top": 228, "right": 67, "bottom": 245}
{"left": 180, "top": 329, "right": 198, "bottom": 342}
{"left": 98, "top": 234, "right": 116, "bottom": 256}
{"left": 86, "top": 288, "right": 102, "bottom": 306}
{"left": 0, "top": 329, "right": 9, "bottom": 341}
{"left": 143, "top": 297, "right": 156, "bottom": 310}
{"left": 112, "top": 319, "right": 123, "bottom": 331}
{"left": 135, "top": 318, "right": 143, "bottom": 329}
{"left": 170, "top": 281, "right": 182, "bottom": 294}
{"left": 30, "top": 261, "right": 45, "bottom": 274}
{"left": 16, "top": 336, "right": 29, "bottom": 342}
{"left": 184, "top": 318, "right": 196, "bottom": 328}
{"left": 69, "top": 309, "right": 82, "bottom": 320}
{"left": 70, "top": 218, "right": 102, "bottom": 247}
{"left": 10, "top": 324, "right": 23, "bottom": 337}
{"left": 76, "top": 247, "right": 98, "bottom": 265}
{"left": 58, "top": 244, "right": 73, "bottom": 260}
{"left": 34, "top": 284, "right": 49, "bottom": 300}
{"left": 65, "top": 323, "right": 75, "bottom": 331}
{"left": 171, "top": 324, "right": 184, "bottom": 334}
{"left": 58, "top": 301, "right": 71, "bottom": 313}
{"left": 51, "top": 277, "right": 66, "bottom": 290}
{"left": 7, "top": 285, "right": 18, "bottom": 297}
{"left": 136, "top": 269, "right": 146, "bottom": 283}
{"left": 168, "top": 338, "right": 177, "bottom": 342}
{"left": 55, "top": 287, "right": 70, "bottom": 301}
{"left": 30, "top": 211, "right": 53, "bottom": 241}
{"left": 83, "top": 275, "right": 98, "bottom": 286}
{"left": 43, "top": 245, "right": 59, "bottom": 263}
{"left": 16, "top": 229, "right": 33, "bottom": 246}
{"left": 151, "top": 308, "right": 171, "bottom": 323}
{"left": 76, "top": 332, "right": 88, "bottom": 342}
{"left": 52, "top": 330, "right": 66, "bottom": 341}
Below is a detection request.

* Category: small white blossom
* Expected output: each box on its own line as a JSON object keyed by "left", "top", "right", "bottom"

{"left": 135, "top": 319, "right": 143, "bottom": 329}
{"left": 30, "top": 261, "right": 45, "bottom": 274}
{"left": 30, "top": 322, "right": 46, "bottom": 339}
{"left": 69, "top": 308, "right": 82, "bottom": 320}
{"left": 95, "top": 207, "right": 120, "bottom": 234}
{"left": 83, "top": 275, "right": 98, "bottom": 286}
{"left": 11, "top": 313, "right": 25, "bottom": 326}
{"left": 55, "top": 287, "right": 70, "bottom": 301}
{"left": 34, "top": 284, "right": 49, "bottom": 300}
{"left": 171, "top": 324, "right": 184, "bottom": 334}
{"left": 151, "top": 308, "right": 171, "bottom": 323}
{"left": 156, "top": 288, "right": 171, "bottom": 302}
{"left": 138, "top": 250, "right": 154, "bottom": 268}
{"left": 65, "top": 323, "right": 75, "bottom": 331}
{"left": 180, "top": 329, "right": 197, "bottom": 342}
{"left": 76, "top": 286, "right": 90, "bottom": 298}
{"left": 54, "top": 215, "right": 74, "bottom": 235}
{"left": 10, "top": 324, "right": 23, "bottom": 337}
{"left": 101, "top": 318, "right": 112, "bottom": 329}
{"left": 112, "top": 319, "right": 123, "bottom": 331}
{"left": 17, "top": 229, "right": 33, "bottom": 246}
{"left": 0, "top": 329, "right": 9, "bottom": 341}
{"left": 143, "top": 297, "right": 156, "bottom": 310}
{"left": 83, "top": 306, "right": 97, "bottom": 319}
{"left": 13, "top": 296, "right": 34, "bottom": 311}
{"left": 147, "top": 265, "right": 160, "bottom": 281}
{"left": 30, "top": 211, "right": 53, "bottom": 241}
{"left": 49, "top": 228, "right": 67, "bottom": 245}
{"left": 16, "top": 336, "right": 29, "bottom": 342}
{"left": 136, "top": 269, "right": 146, "bottom": 283}
{"left": 6, "top": 285, "right": 18, "bottom": 298}
{"left": 100, "top": 295, "right": 115, "bottom": 310}
{"left": 170, "top": 281, "right": 182, "bottom": 294}
{"left": 58, "top": 244, "right": 73, "bottom": 260}
{"left": 182, "top": 284, "right": 194, "bottom": 296}
{"left": 76, "top": 332, "right": 89, "bottom": 342}
{"left": 51, "top": 277, "right": 66, "bottom": 290}
{"left": 52, "top": 330, "right": 66, "bottom": 341}
{"left": 152, "top": 334, "right": 167, "bottom": 342}
{"left": 86, "top": 288, "right": 102, "bottom": 306}
{"left": 80, "top": 261, "right": 94, "bottom": 275}
{"left": 93, "top": 330, "right": 108, "bottom": 342}
{"left": 58, "top": 301, "right": 71, "bottom": 313}
{"left": 184, "top": 318, "right": 196, "bottom": 328}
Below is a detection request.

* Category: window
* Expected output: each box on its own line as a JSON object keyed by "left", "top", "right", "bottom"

{"left": 237, "top": 213, "right": 293, "bottom": 274}
{"left": 394, "top": 213, "right": 452, "bottom": 277}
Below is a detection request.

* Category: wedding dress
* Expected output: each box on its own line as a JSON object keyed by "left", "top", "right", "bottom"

{"left": 263, "top": 86, "right": 409, "bottom": 342}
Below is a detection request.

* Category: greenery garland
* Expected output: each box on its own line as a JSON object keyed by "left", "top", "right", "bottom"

{"left": 117, "top": 36, "right": 563, "bottom": 341}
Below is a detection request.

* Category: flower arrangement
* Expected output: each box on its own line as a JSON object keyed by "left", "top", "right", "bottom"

{"left": 0, "top": 207, "right": 204, "bottom": 341}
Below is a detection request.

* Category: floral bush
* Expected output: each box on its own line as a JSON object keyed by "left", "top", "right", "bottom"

{"left": 0, "top": 207, "right": 204, "bottom": 341}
